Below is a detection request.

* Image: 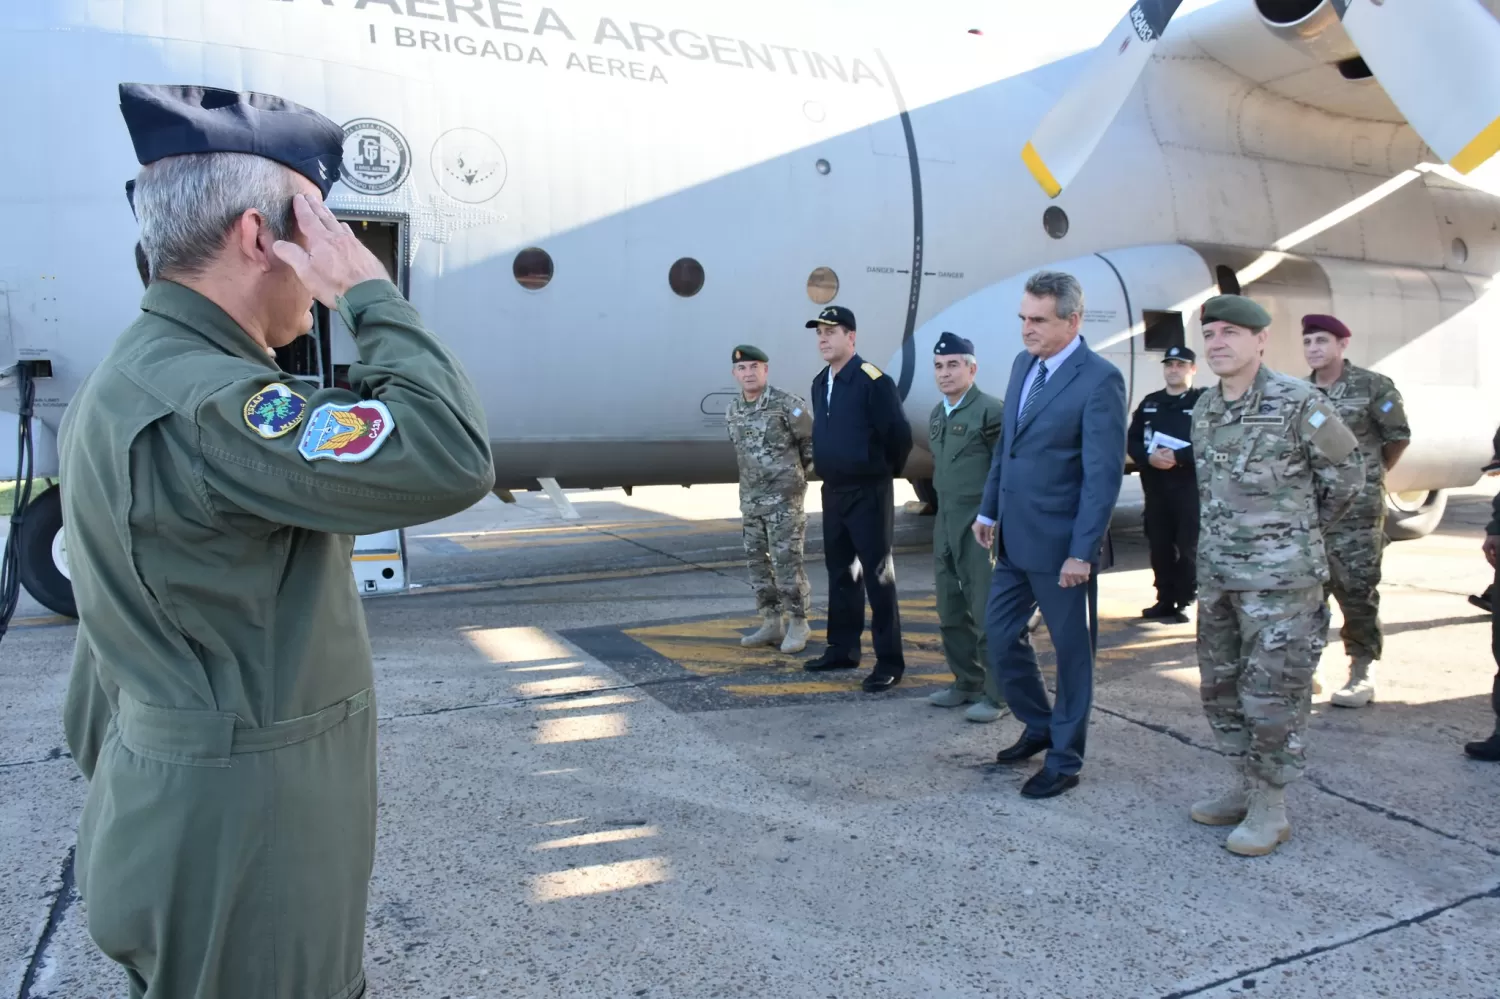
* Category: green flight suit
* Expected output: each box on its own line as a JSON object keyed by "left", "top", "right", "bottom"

{"left": 59, "top": 279, "right": 495, "bottom": 999}
{"left": 928, "top": 386, "right": 1005, "bottom": 703}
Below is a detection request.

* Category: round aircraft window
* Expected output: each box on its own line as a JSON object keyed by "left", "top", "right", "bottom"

{"left": 815, "top": 159, "right": 832, "bottom": 175}
{"left": 1452, "top": 238, "right": 1469, "bottom": 264}
{"left": 807, "top": 266, "right": 839, "bottom": 304}
{"left": 1043, "top": 206, "right": 1069, "bottom": 240}
{"left": 669, "top": 257, "right": 705, "bottom": 297}
{"left": 513, "top": 248, "right": 554, "bottom": 290}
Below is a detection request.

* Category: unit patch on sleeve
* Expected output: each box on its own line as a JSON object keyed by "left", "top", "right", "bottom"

{"left": 297, "top": 400, "right": 396, "bottom": 463}
{"left": 243, "top": 383, "right": 308, "bottom": 439}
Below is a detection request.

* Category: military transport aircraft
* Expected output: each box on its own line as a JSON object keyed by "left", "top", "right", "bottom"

{"left": 2, "top": 0, "right": 1498, "bottom": 620}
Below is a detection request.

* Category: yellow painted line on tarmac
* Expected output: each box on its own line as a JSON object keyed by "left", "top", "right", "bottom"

{"left": 7, "top": 614, "right": 74, "bottom": 629}
{"left": 723, "top": 672, "right": 952, "bottom": 697}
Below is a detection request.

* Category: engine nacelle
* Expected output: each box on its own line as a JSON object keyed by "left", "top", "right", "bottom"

{"left": 1254, "top": 1, "right": 1360, "bottom": 64}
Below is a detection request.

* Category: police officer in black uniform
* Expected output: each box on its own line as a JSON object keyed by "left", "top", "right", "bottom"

{"left": 1127, "top": 345, "right": 1203, "bottom": 622}
{"left": 802, "top": 306, "right": 914, "bottom": 692}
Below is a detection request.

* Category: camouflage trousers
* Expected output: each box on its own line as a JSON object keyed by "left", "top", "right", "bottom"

{"left": 743, "top": 503, "right": 810, "bottom": 618}
{"left": 1324, "top": 511, "right": 1386, "bottom": 661}
{"left": 1197, "top": 585, "right": 1330, "bottom": 786}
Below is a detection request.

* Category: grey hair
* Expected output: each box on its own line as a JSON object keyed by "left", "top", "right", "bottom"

{"left": 1025, "top": 270, "right": 1085, "bottom": 320}
{"left": 958, "top": 353, "right": 978, "bottom": 367}
{"left": 134, "top": 152, "right": 302, "bottom": 280}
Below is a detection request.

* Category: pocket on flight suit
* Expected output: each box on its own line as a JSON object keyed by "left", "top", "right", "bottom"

{"left": 77, "top": 728, "right": 273, "bottom": 992}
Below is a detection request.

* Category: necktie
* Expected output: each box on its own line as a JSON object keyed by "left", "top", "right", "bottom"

{"left": 1019, "top": 360, "right": 1049, "bottom": 424}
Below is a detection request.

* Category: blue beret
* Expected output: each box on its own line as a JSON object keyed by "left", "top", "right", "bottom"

{"left": 934, "top": 334, "right": 975, "bottom": 356}
{"left": 119, "top": 83, "right": 345, "bottom": 198}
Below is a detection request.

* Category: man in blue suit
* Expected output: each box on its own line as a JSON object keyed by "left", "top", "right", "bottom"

{"left": 973, "top": 271, "right": 1127, "bottom": 798}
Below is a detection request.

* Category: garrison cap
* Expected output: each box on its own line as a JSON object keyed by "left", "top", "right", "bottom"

{"left": 1162, "top": 345, "right": 1195, "bottom": 363}
{"left": 732, "top": 344, "right": 768, "bottom": 363}
{"left": 934, "top": 334, "right": 975, "bottom": 357}
{"left": 806, "top": 305, "right": 856, "bottom": 332}
{"left": 1200, "top": 294, "right": 1271, "bottom": 330}
{"left": 1302, "top": 314, "right": 1351, "bottom": 340}
{"left": 119, "top": 83, "right": 345, "bottom": 198}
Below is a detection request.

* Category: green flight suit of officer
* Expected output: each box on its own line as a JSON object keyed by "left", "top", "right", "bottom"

{"left": 926, "top": 335, "right": 1008, "bottom": 716}
{"left": 59, "top": 84, "right": 496, "bottom": 999}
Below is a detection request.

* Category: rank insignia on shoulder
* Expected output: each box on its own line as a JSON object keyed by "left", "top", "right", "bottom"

{"left": 297, "top": 400, "right": 395, "bottom": 463}
{"left": 243, "top": 383, "right": 308, "bottom": 439}
{"left": 861, "top": 362, "right": 881, "bottom": 380}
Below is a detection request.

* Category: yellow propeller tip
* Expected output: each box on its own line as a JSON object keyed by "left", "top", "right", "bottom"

{"left": 1022, "top": 142, "right": 1063, "bottom": 198}
{"left": 1450, "top": 113, "right": 1500, "bottom": 175}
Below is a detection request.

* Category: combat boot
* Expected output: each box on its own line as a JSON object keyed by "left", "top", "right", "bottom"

{"left": 779, "top": 616, "right": 810, "bottom": 654}
{"left": 740, "top": 610, "right": 784, "bottom": 648}
{"left": 1190, "top": 763, "right": 1250, "bottom": 826}
{"left": 1225, "top": 778, "right": 1291, "bottom": 857}
{"left": 1331, "top": 657, "right": 1376, "bottom": 708}
{"left": 1465, "top": 728, "right": 1500, "bottom": 761}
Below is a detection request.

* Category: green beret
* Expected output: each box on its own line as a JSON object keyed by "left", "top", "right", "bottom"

{"left": 1200, "top": 294, "right": 1271, "bottom": 330}
{"left": 732, "top": 344, "right": 768, "bottom": 363}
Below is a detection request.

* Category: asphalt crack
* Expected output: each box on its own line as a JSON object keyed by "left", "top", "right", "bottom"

{"left": 1159, "top": 882, "right": 1500, "bottom": 998}
{"left": 17, "top": 846, "right": 77, "bottom": 999}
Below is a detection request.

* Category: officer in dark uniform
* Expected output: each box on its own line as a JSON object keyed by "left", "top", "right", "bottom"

{"left": 1127, "top": 345, "right": 1203, "bottom": 622}
{"left": 802, "top": 306, "right": 914, "bottom": 691}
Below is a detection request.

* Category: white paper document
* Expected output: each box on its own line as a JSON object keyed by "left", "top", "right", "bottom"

{"left": 1149, "top": 431, "right": 1192, "bottom": 452}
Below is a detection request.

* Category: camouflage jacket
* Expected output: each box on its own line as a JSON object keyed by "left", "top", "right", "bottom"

{"left": 1308, "top": 362, "right": 1409, "bottom": 518}
{"left": 727, "top": 384, "right": 813, "bottom": 510}
{"left": 1192, "top": 365, "right": 1365, "bottom": 590}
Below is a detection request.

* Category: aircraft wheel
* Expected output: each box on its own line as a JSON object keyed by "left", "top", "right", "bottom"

{"left": 910, "top": 478, "right": 938, "bottom": 516}
{"left": 1385, "top": 489, "right": 1447, "bottom": 542}
{"left": 16, "top": 485, "right": 76, "bottom": 618}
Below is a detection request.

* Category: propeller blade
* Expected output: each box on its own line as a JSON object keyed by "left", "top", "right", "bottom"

{"left": 1021, "top": 0, "right": 1185, "bottom": 198}
{"left": 1337, "top": 0, "right": 1500, "bottom": 174}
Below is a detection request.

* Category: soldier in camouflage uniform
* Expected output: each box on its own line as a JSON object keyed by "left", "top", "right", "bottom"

{"left": 1302, "top": 315, "right": 1410, "bottom": 707}
{"left": 726, "top": 345, "right": 815, "bottom": 654}
{"left": 1189, "top": 296, "right": 1364, "bottom": 857}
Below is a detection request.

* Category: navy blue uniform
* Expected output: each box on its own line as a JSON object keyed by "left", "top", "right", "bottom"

{"left": 810, "top": 354, "right": 914, "bottom": 668}
{"left": 1127, "top": 386, "right": 1203, "bottom": 607}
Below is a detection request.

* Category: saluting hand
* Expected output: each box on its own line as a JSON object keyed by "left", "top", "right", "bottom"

{"left": 272, "top": 194, "right": 393, "bottom": 308}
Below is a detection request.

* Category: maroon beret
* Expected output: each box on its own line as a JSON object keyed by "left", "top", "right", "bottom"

{"left": 1302, "top": 314, "right": 1351, "bottom": 339}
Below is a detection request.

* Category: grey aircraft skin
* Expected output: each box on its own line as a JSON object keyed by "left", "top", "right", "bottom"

{"left": 2, "top": 0, "right": 1498, "bottom": 616}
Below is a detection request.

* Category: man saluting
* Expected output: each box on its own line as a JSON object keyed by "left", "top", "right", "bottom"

{"left": 61, "top": 84, "right": 495, "bottom": 997}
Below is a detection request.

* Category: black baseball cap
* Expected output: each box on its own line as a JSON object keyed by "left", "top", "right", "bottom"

{"left": 1163, "top": 345, "right": 1195, "bottom": 363}
{"left": 806, "top": 305, "right": 856, "bottom": 332}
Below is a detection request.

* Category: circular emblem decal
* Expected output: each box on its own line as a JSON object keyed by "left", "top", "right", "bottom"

{"left": 431, "top": 128, "right": 507, "bottom": 204}
{"left": 339, "top": 118, "right": 410, "bottom": 196}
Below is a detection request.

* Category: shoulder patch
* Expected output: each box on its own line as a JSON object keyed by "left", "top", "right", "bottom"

{"left": 297, "top": 400, "right": 395, "bottom": 463}
{"left": 243, "top": 383, "right": 308, "bottom": 439}
{"left": 1304, "top": 400, "right": 1357, "bottom": 463}
{"left": 861, "top": 362, "right": 881, "bottom": 380}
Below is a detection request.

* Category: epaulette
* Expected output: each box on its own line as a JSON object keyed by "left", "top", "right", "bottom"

{"left": 861, "top": 362, "right": 881, "bottom": 380}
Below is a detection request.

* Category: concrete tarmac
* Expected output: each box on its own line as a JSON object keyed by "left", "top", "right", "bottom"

{"left": 3, "top": 479, "right": 1497, "bottom": 998}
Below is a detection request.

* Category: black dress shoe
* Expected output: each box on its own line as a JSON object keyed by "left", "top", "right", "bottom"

{"left": 1021, "top": 767, "right": 1079, "bottom": 798}
{"left": 1464, "top": 733, "right": 1500, "bottom": 761}
{"left": 804, "top": 652, "right": 859, "bottom": 672}
{"left": 1141, "top": 601, "right": 1176, "bottom": 619}
{"left": 861, "top": 669, "right": 903, "bottom": 693}
{"left": 994, "top": 733, "right": 1051, "bottom": 764}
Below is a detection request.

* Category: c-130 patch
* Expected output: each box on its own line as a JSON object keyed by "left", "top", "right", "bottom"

{"left": 297, "top": 401, "right": 396, "bottom": 463}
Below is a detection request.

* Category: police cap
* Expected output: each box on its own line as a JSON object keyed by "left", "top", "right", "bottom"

{"left": 1302, "top": 314, "right": 1351, "bottom": 340}
{"left": 934, "top": 334, "right": 975, "bottom": 357}
{"left": 732, "top": 345, "right": 768, "bottom": 363}
{"left": 1162, "top": 345, "right": 1196, "bottom": 363}
{"left": 1200, "top": 294, "right": 1271, "bottom": 330}
{"left": 806, "top": 305, "right": 856, "bottom": 332}
{"left": 119, "top": 83, "right": 345, "bottom": 198}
